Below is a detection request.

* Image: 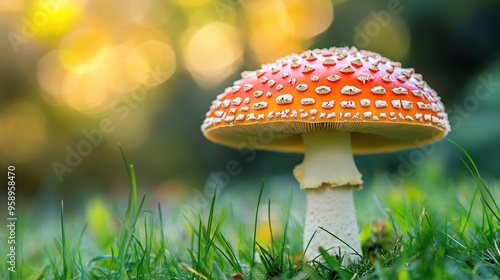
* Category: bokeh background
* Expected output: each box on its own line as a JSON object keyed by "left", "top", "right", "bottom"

{"left": 1, "top": 0, "right": 499, "bottom": 212}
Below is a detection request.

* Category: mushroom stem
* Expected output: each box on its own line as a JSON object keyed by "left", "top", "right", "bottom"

{"left": 293, "top": 129, "right": 363, "bottom": 262}
{"left": 303, "top": 186, "right": 361, "bottom": 262}
{"left": 294, "top": 130, "right": 363, "bottom": 190}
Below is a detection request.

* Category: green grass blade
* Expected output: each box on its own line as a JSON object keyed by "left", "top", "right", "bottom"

{"left": 481, "top": 197, "right": 500, "bottom": 224}
{"left": 460, "top": 181, "right": 480, "bottom": 235}
{"left": 196, "top": 219, "right": 202, "bottom": 271}
{"left": 118, "top": 144, "right": 134, "bottom": 221}
{"left": 60, "top": 200, "right": 68, "bottom": 280}
{"left": 131, "top": 194, "right": 147, "bottom": 229}
{"left": 158, "top": 203, "right": 166, "bottom": 249}
{"left": 256, "top": 243, "right": 272, "bottom": 272}
{"left": 450, "top": 139, "right": 500, "bottom": 221}
{"left": 303, "top": 230, "right": 318, "bottom": 262}
{"left": 130, "top": 164, "right": 138, "bottom": 216}
{"left": 318, "top": 226, "right": 362, "bottom": 258}
{"left": 215, "top": 233, "right": 242, "bottom": 273}
{"left": 205, "top": 187, "right": 217, "bottom": 246}
{"left": 118, "top": 143, "right": 131, "bottom": 180}
{"left": 267, "top": 199, "right": 275, "bottom": 255}
{"left": 279, "top": 190, "right": 293, "bottom": 272}
{"left": 250, "top": 180, "right": 265, "bottom": 279}
{"left": 318, "top": 247, "right": 351, "bottom": 279}
{"left": 117, "top": 146, "right": 133, "bottom": 250}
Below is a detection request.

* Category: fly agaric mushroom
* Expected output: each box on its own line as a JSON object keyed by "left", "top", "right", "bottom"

{"left": 201, "top": 47, "right": 450, "bottom": 262}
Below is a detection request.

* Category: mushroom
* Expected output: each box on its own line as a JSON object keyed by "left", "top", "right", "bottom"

{"left": 201, "top": 47, "right": 450, "bottom": 263}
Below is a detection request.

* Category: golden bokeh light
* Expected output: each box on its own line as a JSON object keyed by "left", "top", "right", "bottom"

{"left": 182, "top": 22, "right": 243, "bottom": 87}
{"left": 0, "top": 1, "right": 26, "bottom": 12}
{"left": 283, "top": 0, "right": 334, "bottom": 39}
{"left": 174, "top": 0, "right": 211, "bottom": 9}
{"left": 255, "top": 204, "right": 282, "bottom": 245}
{"left": 38, "top": 48, "right": 113, "bottom": 113}
{"left": 26, "top": 0, "right": 84, "bottom": 40}
{"left": 134, "top": 40, "right": 177, "bottom": 87}
{"left": 248, "top": 17, "right": 306, "bottom": 64}
{"left": 38, "top": 34, "right": 175, "bottom": 114}
{"left": 243, "top": 0, "right": 333, "bottom": 64}
{"left": 37, "top": 50, "right": 66, "bottom": 99}
{"left": 0, "top": 102, "right": 46, "bottom": 161}
{"left": 353, "top": 15, "right": 411, "bottom": 61}
{"left": 240, "top": 0, "right": 282, "bottom": 10}
{"left": 61, "top": 66, "right": 111, "bottom": 113}
{"left": 106, "top": 44, "right": 148, "bottom": 95}
{"left": 126, "top": 0, "right": 171, "bottom": 27}
{"left": 58, "top": 28, "right": 110, "bottom": 72}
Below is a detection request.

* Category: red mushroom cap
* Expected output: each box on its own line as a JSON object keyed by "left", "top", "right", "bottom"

{"left": 201, "top": 47, "right": 450, "bottom": 154}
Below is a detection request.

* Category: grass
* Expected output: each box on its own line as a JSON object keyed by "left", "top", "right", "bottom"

{"left": 2, "top": 142, "right": 500, "bottom": 279}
